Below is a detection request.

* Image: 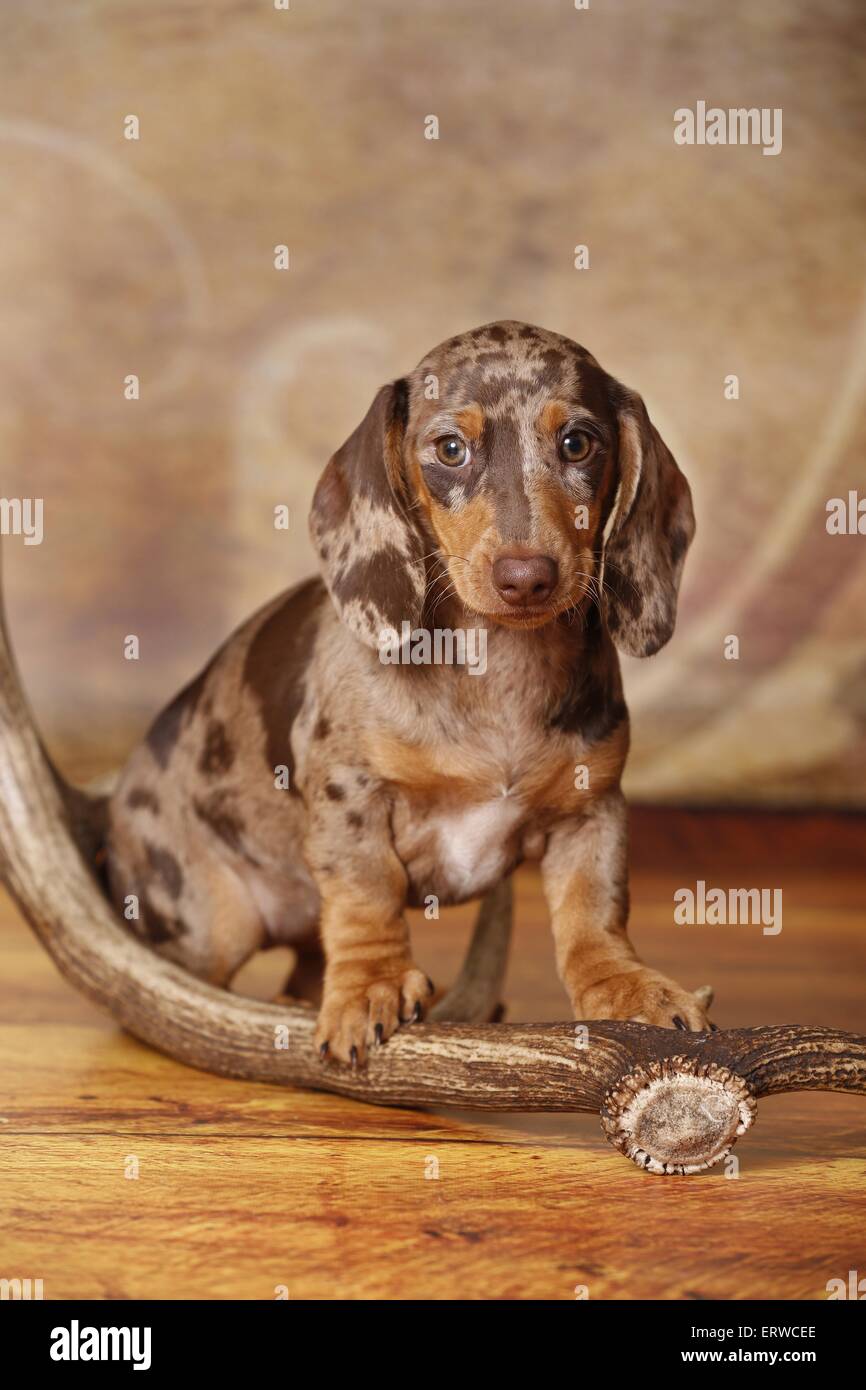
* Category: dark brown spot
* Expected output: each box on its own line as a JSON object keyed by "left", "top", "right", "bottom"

{"left": 193, "top": 793, "right": 246, "bottom": 855}
{"left": 330, "top": 544, "right": 418, "bottom": 624}
{"left": 605, "top": 563, "right": 643, "bottom": 622}
{"left": 390, "top": 376, "right": 410, "bottom": 432}
{"left": 127, "top": 787, "right": 160, "bottom": 813}
{"left": 242, "top": 578, "right": 326, "bottom": 787}
{"left": 145, "top": 666, "right": 209, "bottom": 770}
{"left": 550, "top": 614, "right": 628, "bottom": 743}
{"left": 198, "top": 718, "right": 235, "bottom": 776}
{"left": 141, "top": 900, "right": 187, "bottom": 944}
{"left": 144, "top": 843, "right": 183, "bottom": 899}
{"left": 538, "top": 347, "right": 565, "bottom": 383}
{"left": 325, "top": 782, "right": 345, "bottom": 802}
{"left": 346, "top": 811, "right": 363, "bottom": 829}
{"left": 669, "top": 526, "right": 688, "bottom": 568}
{"left": 481, "top": 413, "right": 531, "bottom": 538}
{"left": 313, "top": 715, "right": 331, "bottom": 740}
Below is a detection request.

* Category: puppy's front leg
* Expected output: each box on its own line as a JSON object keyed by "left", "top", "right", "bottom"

{"left": 541, "top": 791, "right": 711, "bottom": 1031}
{"left": 307, "top": 798, "right": 432, "bottom": 1065}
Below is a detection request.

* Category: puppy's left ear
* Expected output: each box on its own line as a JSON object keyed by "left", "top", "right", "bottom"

{"left": 309, "top": 379, "right": 426, "bottom": 648}
{"left": 601, "top": 385, "right": 695, "bottom": 658}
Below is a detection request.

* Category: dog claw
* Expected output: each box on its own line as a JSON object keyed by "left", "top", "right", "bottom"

{"left": 374, "top": 1022, "right": 384, "bottom": 1045}
{"left": 411, "top": 1001, "right": 422, "bottom": 1023}
{"left": 672, "top": 1014, "right": 688, "bottom": 1031}
{"left": 319, "top": 1041, "right": 329, "bottom": 1061}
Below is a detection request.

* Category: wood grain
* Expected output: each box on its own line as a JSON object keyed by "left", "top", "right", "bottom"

{"left": 1, "top": 813, "right": 865, "bottom": 1299}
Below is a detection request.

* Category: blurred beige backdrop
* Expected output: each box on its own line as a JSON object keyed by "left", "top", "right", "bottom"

{"left": 1, "top": 0, "right": 864, "bottom": 804}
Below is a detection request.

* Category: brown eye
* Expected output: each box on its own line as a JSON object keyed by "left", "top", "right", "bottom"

{"left": 560, "top": 430, "right": 593, "bottom": 464}
{"left": 435, "top": 436, "right": 468, "bottom": 467}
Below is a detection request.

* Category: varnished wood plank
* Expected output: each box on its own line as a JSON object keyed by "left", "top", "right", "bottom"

{"left": 2, "top": 1127, "right": 864, "bottom": 1300}
{"left": 1, "top": 815, "right": 865, "bottom": 1300}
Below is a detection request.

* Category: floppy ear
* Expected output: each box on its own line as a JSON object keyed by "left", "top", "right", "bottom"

{"left": 309, "top": 380, "right": 426, "bottom": 648}
{"left": 602, "top": 385, "right": 695, "bottom": 658}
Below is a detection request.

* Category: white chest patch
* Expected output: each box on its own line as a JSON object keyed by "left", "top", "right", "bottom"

{"left": 431, "top": 796, "right": 524, "bottom": 897}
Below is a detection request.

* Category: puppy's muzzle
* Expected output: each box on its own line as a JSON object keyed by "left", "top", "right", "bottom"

{"left": 492, "top": 553, "right": 559, "bottom": 608}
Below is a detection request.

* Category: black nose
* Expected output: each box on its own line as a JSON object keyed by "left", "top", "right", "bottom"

{"left": 492, "top": 553, "right": 559, "bottom": 607}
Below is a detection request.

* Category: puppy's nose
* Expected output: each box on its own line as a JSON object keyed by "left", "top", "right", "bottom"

{"left": 492, "top": 553, "right": 559, "bottom": 607}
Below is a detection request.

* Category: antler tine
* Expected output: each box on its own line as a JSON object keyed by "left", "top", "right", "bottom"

{"left": 708, "top": 1024, "right": 866, "bottom": 1099}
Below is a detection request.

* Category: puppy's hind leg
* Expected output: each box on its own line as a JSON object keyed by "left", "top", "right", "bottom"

{"left": 189, "top": 855, "right": 271, "bottom": 988}
{"left": 107, "top": 821, "right": 268, "bottom": 991}
{"left": 430, "top": 879, "right": 513, "bottom": 1024}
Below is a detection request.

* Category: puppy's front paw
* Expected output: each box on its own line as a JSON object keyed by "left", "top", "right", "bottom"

{"left": 315, "top": 963, "right": 434, "bottom": 1066}
{"left": 580, "top": 969, "right": 715, "bottom": 1032}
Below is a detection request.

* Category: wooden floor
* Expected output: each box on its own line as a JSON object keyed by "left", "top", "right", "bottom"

{"left": 1, "top": 808, "right": 864, "bottom": 1301}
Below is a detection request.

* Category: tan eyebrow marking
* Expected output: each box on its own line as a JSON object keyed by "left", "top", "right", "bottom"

{"left": 455, "top": 403, "right": 485, "bottom": 440}
{"left": 539, "top": 401, "right": 570, "bottom": 435}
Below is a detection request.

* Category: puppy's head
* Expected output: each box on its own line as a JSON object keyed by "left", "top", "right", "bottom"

{"left": 310, "top": 321, "right": 694, "bottom": 658}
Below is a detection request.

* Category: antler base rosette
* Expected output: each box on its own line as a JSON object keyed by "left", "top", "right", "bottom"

{"left": 601, "top": 1056, "right": 757, "bottom": 1174}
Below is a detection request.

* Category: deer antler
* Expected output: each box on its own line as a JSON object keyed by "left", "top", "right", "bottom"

{"left": 1, "top": 552, "right": 864, "bottom": 1175}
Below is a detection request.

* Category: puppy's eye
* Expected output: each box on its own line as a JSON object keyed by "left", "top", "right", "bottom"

{"left": 435, "top": 436, "right": 468, "bottom": 467}
{"left": 560, "top": 430, "right": 593, "bottom": 464}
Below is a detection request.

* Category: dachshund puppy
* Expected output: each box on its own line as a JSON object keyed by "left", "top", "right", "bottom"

{"left": 106, "top": 320, "right": 707, "bottom": 1066}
